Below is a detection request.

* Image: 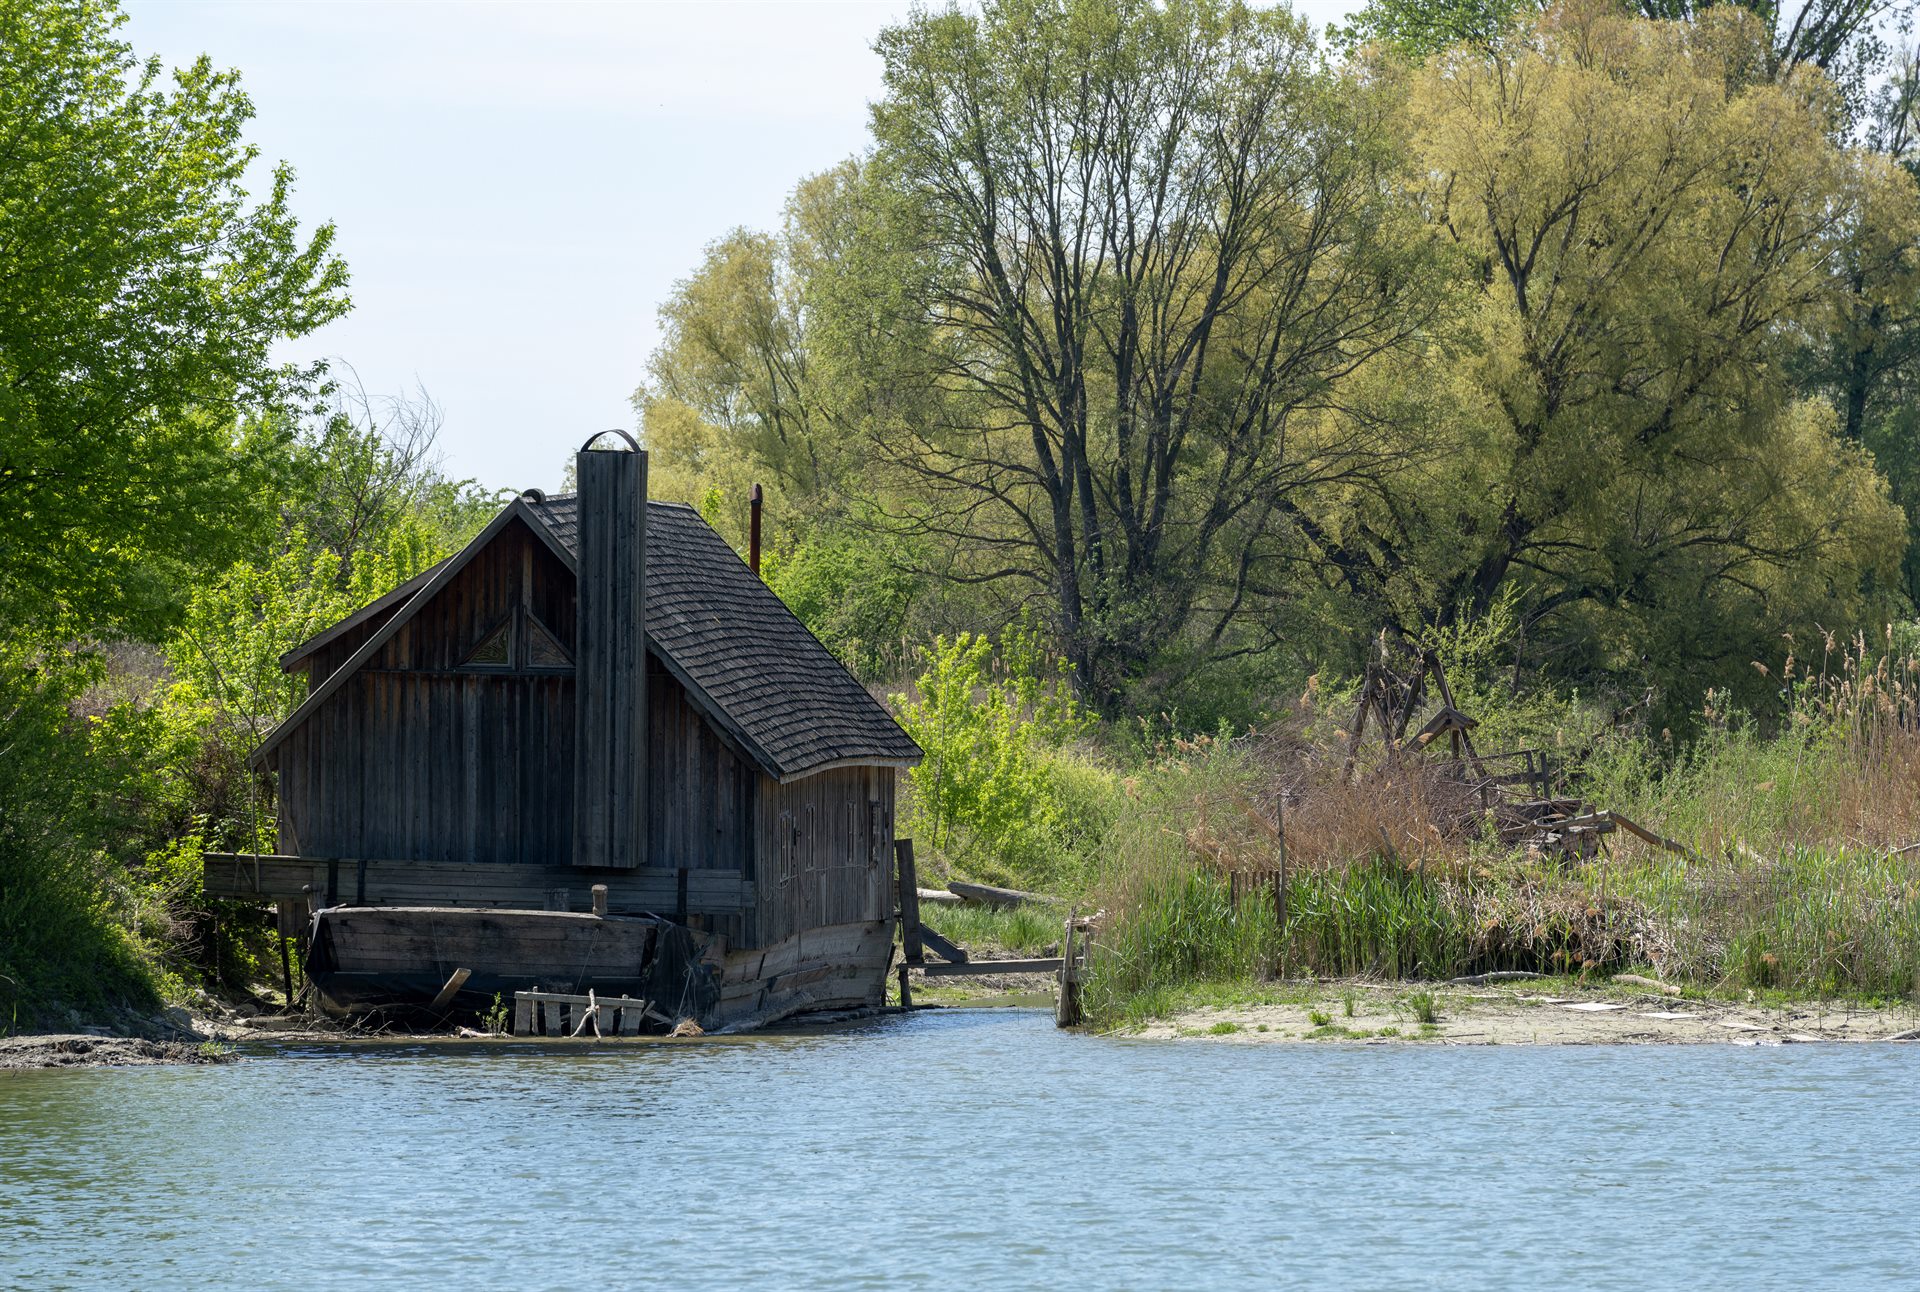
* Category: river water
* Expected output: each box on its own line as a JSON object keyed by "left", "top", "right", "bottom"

{"left": 2, "top": 1007, "right": 1915, "bottom": 1290}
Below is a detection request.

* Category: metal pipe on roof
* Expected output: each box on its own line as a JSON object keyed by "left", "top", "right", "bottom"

{"left": 749, "top": 483, "right": 763, "bottom": 577}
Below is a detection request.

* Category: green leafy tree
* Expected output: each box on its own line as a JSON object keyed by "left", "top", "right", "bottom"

{"left": 857, "top": 0, "right": 1445, "bottom": 704}
{"left": 1304, "top": 4, "right": 1911, "bottom": 709}
{"left": 0, "top": 0, "right": 349, "bottom": 639}
{"left": 1335, "top": 0, "right": 1540, "bottom": 57}
{"left": 762, "top": 533, "right": 921, "bottom": 680}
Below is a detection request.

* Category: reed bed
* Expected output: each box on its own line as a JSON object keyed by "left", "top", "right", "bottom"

{"left": 1082, "top": 635, "right": 1920, "bottom": 1027}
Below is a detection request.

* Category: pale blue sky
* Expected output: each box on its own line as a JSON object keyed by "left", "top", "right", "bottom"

{"left": 121, "top": 1, "right": 1353, "bottom": 493}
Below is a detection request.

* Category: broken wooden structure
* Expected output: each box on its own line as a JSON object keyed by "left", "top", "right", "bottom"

{"left": 890, "top": 841, "right": 1087, "bottom": 1027}
{"left": 205, "top": 435, "right": 922, "bottom": 1032}
{"left": 1342, "top": 642, "right": 1687, "bottom": 862}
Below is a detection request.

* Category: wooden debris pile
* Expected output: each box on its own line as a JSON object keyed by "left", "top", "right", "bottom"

{"left": 1343, "top": 645, "right": 1690, "bottom": 863}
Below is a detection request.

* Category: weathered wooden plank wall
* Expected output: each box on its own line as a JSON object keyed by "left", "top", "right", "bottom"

{"left": 646, "top": 656, "right": 753, "bottom": 877}
{"left": 275, "top": 519, "right": 577, "bottom": 866}
{"left": 752, "top": 766, "right": 894, "bottom": 949}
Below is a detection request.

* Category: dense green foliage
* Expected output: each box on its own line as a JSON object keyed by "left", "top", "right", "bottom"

{"left": 642, "top": 0, "right": 1920, "bottom": 734}
{"left": 891, "top": 620, "right": 1118, "bottom": 890}
{"left": 7, "top": 0, "right": 1920, "bottom": 1026}
{"left": 0, "top": 0, "right": 349, "bottom": 639}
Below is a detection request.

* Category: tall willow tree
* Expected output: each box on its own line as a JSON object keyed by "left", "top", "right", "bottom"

{"left": 1318, "top": 3, "right": 1911, "bottom": 693}
{"left": 857, "top": 0, "right": 1444, "bottom": 702}
{"left": 1341, "top": 0, "right": 1908, "bottom": 110}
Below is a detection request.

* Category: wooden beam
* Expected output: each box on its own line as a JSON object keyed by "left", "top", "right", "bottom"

{"left": 947, "top": 880, "right": 1054, "bottom": 908}
{"left": 429, "top": 967, "right": 472, "bottom": 1010}
{"left": 896, "top": 839, "right": 923, "bottom": 965}
{"left": 203, "top": 853, "right": 751, "bottom": 914}
{"left": 919, "top": 958, "right": 1063, "bottom": 976}
{"left": 918, "top": 926, "right": 968, "bottom": 964}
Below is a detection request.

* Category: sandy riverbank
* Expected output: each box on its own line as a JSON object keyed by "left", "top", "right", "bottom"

{"left": 1134, "top": 981, "right": 1920, "bottom": 1045}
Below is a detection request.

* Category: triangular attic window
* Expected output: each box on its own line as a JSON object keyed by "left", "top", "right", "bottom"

{"left": 463, "top": 621, "right": 512, "bottom": 668}
{"left": 526, "top": 617, "right": 572, "bottom": 670}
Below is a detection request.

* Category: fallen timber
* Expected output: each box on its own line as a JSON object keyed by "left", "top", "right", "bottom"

{"left": 946, "top": 880, "right": 1055, "bottom": 908}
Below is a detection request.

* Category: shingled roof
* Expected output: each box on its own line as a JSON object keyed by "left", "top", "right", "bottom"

{"left": 264, "top": 492, "right": 920, "bottom": 782}
{"left": 523, "top": 494, "right": 921, "bottom": 779}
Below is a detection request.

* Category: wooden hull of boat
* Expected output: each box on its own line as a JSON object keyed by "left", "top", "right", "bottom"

{"left": 712, "top": 920, "right": 893, "bottom": 1032}
{"left": 307, "top": 907, "right": 893, "bottom": 1031}
{"left": 308, "top": 906, "right": 661, "bottom": 1011}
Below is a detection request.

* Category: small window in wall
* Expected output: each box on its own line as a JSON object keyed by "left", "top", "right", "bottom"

{"left": 778, "top": 810, "right": 797, "bottom": 886}
{"left": 462, "top": 619, "right": 513, "bottom": 668}
{"left": 460, "top": 610, "right": 572, "bottom": 673}
{"left": 525, "top": 615, "right": 572, "bottom": 670}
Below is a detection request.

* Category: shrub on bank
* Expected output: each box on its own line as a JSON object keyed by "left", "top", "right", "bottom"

{"left": 892, "top": 619, "right": 1122, "bottom": 893}
{"left": 0, "top": 649, "right": 162, "bottom": 1030}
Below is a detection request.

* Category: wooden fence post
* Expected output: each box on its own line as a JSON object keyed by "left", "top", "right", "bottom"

{"left": 1055, "top": 910, "right": 1083, "bottom": 1027}
{"left": 895, "top": 838, "right": 922, "bottom": 1009}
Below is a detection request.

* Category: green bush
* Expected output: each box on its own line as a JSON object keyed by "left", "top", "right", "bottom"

{"left": 763, "top": 531, "right": 919, "bottom": 680}
{"left": 0, "top": 646, "right": 161, "bottom": 1028}
{"left": 892, "top": 618, "right": 1117, "bottom": 891}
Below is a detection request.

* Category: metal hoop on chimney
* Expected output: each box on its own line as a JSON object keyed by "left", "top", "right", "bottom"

{"left": 580, "top": 429, "right": 641, "bottom": 453}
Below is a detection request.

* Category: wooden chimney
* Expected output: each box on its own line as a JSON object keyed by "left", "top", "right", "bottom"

{"left": 572, "top": 432, "right": 647, "bottom": 869}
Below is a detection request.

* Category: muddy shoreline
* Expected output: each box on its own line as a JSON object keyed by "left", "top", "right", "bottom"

{"left": 1135, "top": 980, "right": 1920, "bottom": 1045}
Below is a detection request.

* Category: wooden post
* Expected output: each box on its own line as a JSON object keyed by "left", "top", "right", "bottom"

{"left": 896, "top": 962, "right": 913, "bottom": 1010}
{"left": 591, "top": 884, "right": 608, "bottom": 917}
{"left": 895, "top": 838, "right": 923, "bottom": 965}
{"left": 1055, "top": 911, "right": 1082, "bottom": 1027}
{"left": 274, "top": 899, "right": 296, "bottom": 1007}
{"left": 1342, "top": 663, "right": 1375, "bottom": 780}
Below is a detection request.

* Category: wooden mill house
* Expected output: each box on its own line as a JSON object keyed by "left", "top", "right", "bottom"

{"left": 204, "top": 435, "right": 922, "bottom": 1030}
